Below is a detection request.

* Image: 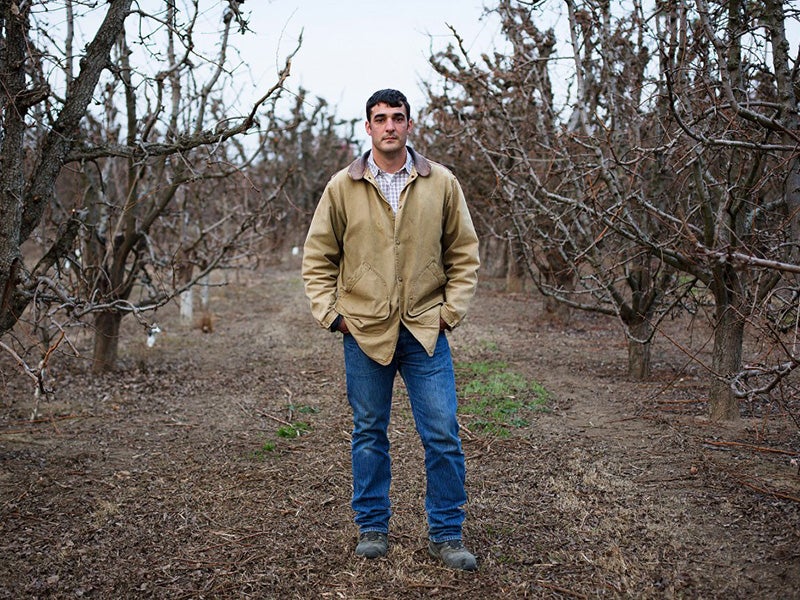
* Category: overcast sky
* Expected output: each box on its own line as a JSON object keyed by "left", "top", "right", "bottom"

{"left": 225, "top": 1, "right": 505, "bottom": 124}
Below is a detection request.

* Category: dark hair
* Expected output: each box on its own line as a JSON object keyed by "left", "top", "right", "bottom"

{"left": 366, "top": 89, "right": 411, "bottom": 122}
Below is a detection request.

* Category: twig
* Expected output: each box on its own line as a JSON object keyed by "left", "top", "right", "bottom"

{"left": 1, "top": 414, "right": 82, "bottom": 435}
{"left": 730, "top": 475, "right": 800, "bottom": 503}
{"left": 703, "top": 439, "right": 797, "bottom": 456}
{"left": 0, "top": 340, "right": 39, "bottom": 386}
{"left": 13, "top": 414, "right": 81, "bottom": 425}
{"left": 191, "top": 530, "right": 275, "bottom": 554}
{"left": 259, "top": 411, "right": 293, "bottom": 427}
{"left": 656, "top": 399, "right": 706, "bottom": 405}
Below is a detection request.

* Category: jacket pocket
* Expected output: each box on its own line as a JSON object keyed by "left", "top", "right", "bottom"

{"left": 408, "top": 259, "right": 447, "bottom": 318}
{"left": 338, "top": 263, "right": 391, "bottom": 320}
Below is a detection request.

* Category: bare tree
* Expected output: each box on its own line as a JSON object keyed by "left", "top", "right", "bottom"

{"left": 651, "top": 0, "right": 800, "bottom": 419}
{"left": 424, "top": 0, "right": 682, "bottom": 379}
{"left": 422, "top": 0, "right": 800, "bottom": 419}
{"left": 256, "top": 88, "right": 359, "bottom": 254}
{"left": 0, "top": 1, "right": 301, "bottom": 383}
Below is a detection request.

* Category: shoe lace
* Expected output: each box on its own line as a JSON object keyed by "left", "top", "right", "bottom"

{"left": 452, "top": 540, "right": 465, "bottom": 547}
{"left": 441, "top": 540, "right": 466, "bottom": 551}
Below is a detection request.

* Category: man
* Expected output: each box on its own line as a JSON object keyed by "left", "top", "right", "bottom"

{"left": 302, "top": 89, "right": 480, "bottom": 571}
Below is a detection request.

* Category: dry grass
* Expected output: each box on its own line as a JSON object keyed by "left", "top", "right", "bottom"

{"left": 1, "top": 264, "right": 799, "bottom": 598}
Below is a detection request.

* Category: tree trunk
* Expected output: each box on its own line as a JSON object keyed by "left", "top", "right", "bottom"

{"left": 1, "top": 0, "right": 32, "bottom": 335}
{"left": 709, "top": 304, "right": 744, "bottom": 421}
{"left": 92, "top": 310, "right": 123, "bottom": 373}
{"left": 477, "top": 236, "right": 508, "bottom": 279}
{"left": 627, "top": 318, "right": 652, "bottom": 380}
{"left": 541, "top": 249, "right": 572, "bottom": 324}
{"left": 505, "top": 238, "right": 524, "bottom": 293}
{"left": 624, "top": 259, "right": 657, "bottom": 380}
{"left": 179, "top": 289, "right": 194, "bottom": 323}
{"left": 200, "top": 274, "right": 210, "bottom": 310}
{"left": 177, "top": 254, "right": 194, "bottom": 324}
{"left": 543, "top": 295, "right": 571, "bottom": 324}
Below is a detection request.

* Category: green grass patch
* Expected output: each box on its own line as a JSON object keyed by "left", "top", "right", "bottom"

{"left": 251, "top": 440, "right": 277, "bottom": 460}
{"left": 250, "top": 419, "right": 312, "bottom": 459}
{"left": 456, "top": 360, "right": 549, "bottom": 437}
{"left": 479, "top": 339, "right": 499, "bottom": 352}
{"left": 277, "top": 421, "right": 310, "bottom": 438}
{"left": 289, "top": 404, "right": 319, "bottom": 415}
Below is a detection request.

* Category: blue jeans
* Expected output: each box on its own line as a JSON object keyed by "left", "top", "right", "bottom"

{"left": 343, "top": 327, "right": 467, "bottom": 543}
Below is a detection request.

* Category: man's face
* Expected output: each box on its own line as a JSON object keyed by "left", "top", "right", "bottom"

{"left": 366, "top": 102, "right": 413, "bottom": 155}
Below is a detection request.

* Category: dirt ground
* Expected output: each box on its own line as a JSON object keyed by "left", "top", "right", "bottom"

{"left": 1, "top": 262, "right": 799, "bottom": 599}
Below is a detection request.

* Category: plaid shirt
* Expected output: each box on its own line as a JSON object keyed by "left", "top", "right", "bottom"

{"left": 367, "top": 150, "right": 413, "bottom": 213}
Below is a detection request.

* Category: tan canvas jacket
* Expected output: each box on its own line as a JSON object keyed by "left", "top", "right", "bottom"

{"left": 302, "top": 148, "right": 480, "bottom": 365}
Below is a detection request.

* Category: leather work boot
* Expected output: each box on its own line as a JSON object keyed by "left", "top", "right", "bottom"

{"left": 355, "top": 531, "right": 388, "bottom": 558}
{"left": 428, "top": 539, "right": 478, "bottom": 571}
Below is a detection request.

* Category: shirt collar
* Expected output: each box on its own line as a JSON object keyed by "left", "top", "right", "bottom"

{"left": 367, "top": 148, "right": 413, "bottom": 178}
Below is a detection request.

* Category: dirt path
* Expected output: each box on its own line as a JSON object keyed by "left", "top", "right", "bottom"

{"left": 1, "top": 264, "right": 799, "bottom": 599}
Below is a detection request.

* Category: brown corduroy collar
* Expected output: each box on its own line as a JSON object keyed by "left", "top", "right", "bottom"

{"left": 347, "top": 147, "right": 432, "bottom": 180}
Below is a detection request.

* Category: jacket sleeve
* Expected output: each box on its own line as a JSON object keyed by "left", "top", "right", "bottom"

{"left": 302, "top": 184, "right": 344, "bottom": 330}
{"left": 439, "top": 175, "right": 480, "bottom": 328}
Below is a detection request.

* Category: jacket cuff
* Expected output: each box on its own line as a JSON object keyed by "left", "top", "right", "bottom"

{"left": 440, "top": 306, "right": 460, "bottom": 330}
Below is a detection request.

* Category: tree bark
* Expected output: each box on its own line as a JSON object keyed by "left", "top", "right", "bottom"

{"left": 541, "top": 249, "right": 572, "bottom": 324}
{"left": 505, "top": 238, "right": 524, "bottom": 293}
{"left": 709, "top": 303, "right": 744, "bottom": 421}
{"left": 627, "top": 318, "right": 652, "bottom": 380}
{"left": 0, "top": 0, "right": 32, "bottom": 330}
{"left": 92, "top": 311, "right": 123, "bottom": 374}
{"left": 20, "top": 0, "right": 134, "bottom": 242}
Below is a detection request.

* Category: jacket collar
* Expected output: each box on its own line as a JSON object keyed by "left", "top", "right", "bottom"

{"left": 348, "top": 146, "right": 431, "bottom": 180}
